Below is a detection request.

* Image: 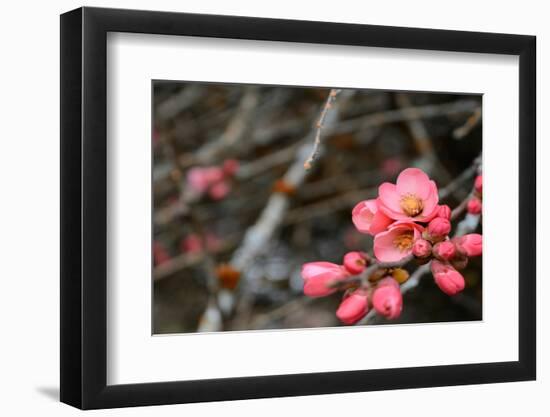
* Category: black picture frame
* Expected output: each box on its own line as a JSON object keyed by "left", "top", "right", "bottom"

{"left": 60, "top": 6, "right": 536, "bottom": 410}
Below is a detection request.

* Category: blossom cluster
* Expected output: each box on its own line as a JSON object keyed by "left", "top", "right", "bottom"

{"left": 301, "top": 168, "right": 483, "bottom": 325}
{"left": 186, "top": 159, "right": 240, "bottom": 200}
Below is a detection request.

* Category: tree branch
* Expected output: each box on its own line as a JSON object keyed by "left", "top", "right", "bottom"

{"left": 303, "top": 89, "right": 342, "bottom": 170}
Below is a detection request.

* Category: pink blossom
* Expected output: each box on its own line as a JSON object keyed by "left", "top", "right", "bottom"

{"left": 427, "top": 217, "right": 451, "bottom": 239}
{"left": 301, "top": 262, "right": 349, "bottom": 297}
{"left": 454, "top": 234, "right": 482, "bottom": 257}
{"left": 203, "top": 167, "right": 225, "bottom": 183}
{"left": 474, "top": 175, "right": 483, "bottom": 194}
{"left": 343, "top": 251, "right": 367, "bottom": 274}
{"left": 336, "top": 291, "right": 369, "bottom": 324}
{"left": 181, "top": 234, "right": 203, "bottom": 253}
{"left": 187, "top": 166, "right": 226, "bottom": 196}
{"left": 437, "top": 204, "right": 452, "bottom": 220}
{"left": 181, "top": 233, "right": 221, "bottom": 254}
{"left": 372, "top": 278, "right": 403, "bottom": 319}
{"left": 187, "top": 167, "right": 212, "bottom": 193}
{"left": 412, "top": 238, "right": 432, "bottom": 258}
{"left": 222, "top": 159, "right": 240, "bottom": 176}
{"left": 374, "top": 221, "right": 423, "bottom": 262}
{"left": 467, "top": 197, "right": 482, "bottom": 214}
{"left": 378, "top": 168, "right": 439, "bottom": 221}
{"left": 433, "top": 241, "right": 456, "bottom": 261}
{"left": 381, "top": 157, "right": 403, "bottom": 177}
{"left": 208, "top": 181, "right": 231, "bottom": 200}
{"left": 352, "top": 199, "right": 393, "bottom": 236}
{"left": 431, "top": 260, "right": 465, "bottom": 295}
{"left": 153, "top": 241, "right": 171, "bottom": 265}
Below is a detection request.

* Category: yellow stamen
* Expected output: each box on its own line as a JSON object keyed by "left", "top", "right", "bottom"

{"left": 393, "top": 231, "right": 414, "bottom": 252}
{"left": 400, "top": 194, "right": 423, "bottom": 217}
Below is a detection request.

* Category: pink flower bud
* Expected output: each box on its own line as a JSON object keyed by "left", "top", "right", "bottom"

{"left": 181, "top": 234, "right": 203, "bottom": 253}
{"left": 467, "top": 197, "right": 482, "bottom": 214}
{"left": 222, "top": 159, "right": 240, "bottom": 176}
{"left": 412, "top": 238, "right": 432, "bottom": 258}
{"left": 187, "top": 166, "right": 225, "bottom": 194}
{"left": 204, "top": 167, "right": 225, "bottom": 183}
{"left": 454, "top": 234, "right": 482, "bottom": 257}
{"left": 208, "top": 181, "right": 231, "bottom": 200}
{"left": 153, "top": 241, "right": 171, "bottom": 265}
{"left": 433, "top": 241, "right": 456, "bottom": 261}
{"left": 437, "top": 204, "right": 452, "bottom": 220}
{"left": 427, "top": 217, "right": 451, "bottom": 239}
{"left": 372, "top": 278, "right": 403, "bottom": 319}
{"left": 187, "top": 167, "right": 211, "bottom": 193}
{"left": 336, "top": 291, "right": 369, "bottom": 324}
{"left": 301, "top": 262, "right": 349, "bottom": 297}
{"left": 474, "top": 174, "right": 482, "bottom": 194}
{"left": 343, "top": 251, "right": 367, "bottom": 274}
{"left": 431, "top": 260, "right": 465, "bottom": 295}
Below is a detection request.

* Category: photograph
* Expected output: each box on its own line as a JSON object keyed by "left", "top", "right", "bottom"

{"left": 152, "top": 82, "right": 483, "bottom": 334}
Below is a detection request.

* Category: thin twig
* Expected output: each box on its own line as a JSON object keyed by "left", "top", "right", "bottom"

{"left": 453, "top": 107, "right": 482, "bottom": 140}
{"left": 303, "top": 89, "right": 341, "bottom": 170}
{"left": 332, "top": 99, "right": 479, "bottom": 135}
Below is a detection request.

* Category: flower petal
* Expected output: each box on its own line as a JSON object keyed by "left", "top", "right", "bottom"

{"left": 396, "top": 168, "right": 432, "bottom": 198}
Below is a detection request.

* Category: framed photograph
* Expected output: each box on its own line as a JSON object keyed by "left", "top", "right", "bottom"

{"left": 60, "top": 6, "right": 536, "bottom": 409}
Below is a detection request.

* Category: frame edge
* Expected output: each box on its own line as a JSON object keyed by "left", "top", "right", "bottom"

{"left": 60, "top": 7, "right": 84, "bottom": 409}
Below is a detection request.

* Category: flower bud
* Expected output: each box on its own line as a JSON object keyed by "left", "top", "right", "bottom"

{"left": 412, "top": 238, "right": 432, "bottom": 258}
{"left": 427, "top": 217, "right": 451, "bottom": 239}
{"left": 433, "top": 241, "right": 456, "bottom": 261}
{"left": 222, "top": 159, "right": 240, "bottom": 176}
{"left": 343, "top": 251, "right": 367, "bottom": 274}
{"left": 208, "top": 181, "right": 231, "bottom": 200}
{"left": 474, "top": 174, "right": 482, "bottom": 194}
{"left": 467, "top": 197, "right": 482, "bottom": 214}
{"left": 391, "top": 268, "right": 410, "bottom": 284}
{"left": 431, "top": 260, "right": 465, "bottom": 295}
{"left": 454, "top": 234, "right": 482, "bottom": 257}
{"left": 437, "top": 204, "right": 452, "bottom": 220}
{"left": 372, "top": 278, "right": 403, "bottom": 319}
{"left": 301, "top": 262, "right": 349, "bottom": 297}
{"left": 336, "top": 291, "right": 369, "bottom": 324}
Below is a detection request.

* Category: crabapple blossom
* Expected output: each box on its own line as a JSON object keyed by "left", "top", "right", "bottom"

{"left": 186, "top": 160, "right": 239, "bottom": 200}
{"left": 208, "top": 181, "right": 231, "bottom": 200}
{"left": 301, "top": 166, "right": 482, "bottom": 325}
{"left": 467, "top": 197, "right": 482, "bottom": 214}
{"left": 474, "top": 175, "right": 483, "bottom": 194}
{"left": 181, "top": 233, "right": 221, "bottom": 254}
{"left": 378, "top": 168, "right": 439, "bottom": 221}
{"left": 187, "top": 167, "right": 220, "bottom": 194}
{"left": 427, "top": 217, "right": 451, "bottom": 240}
{"left": 153, "top": 240, "right": 171, "bottom": 265}
{"left": 433, "top": 241, "right": 456, "bottom": 261}
{"left": 412, "top": 238, "right": 432, "bottom": 258}
{"left": 454, "top": 234, "right": 482, "bottom": 257}
{"left": 336, "top": 291, "right": 369, "bottom": 324}
{"left": 437, "top": 204, "right": 452, "bottom": 220}
{"left": 431, "top": 260, "right": 465, "bottom": 295}
{"left": 374, "top": 221, "right": 423, "bottom": 262}
{"left": 372, "top": 278, "right": 403, "bottom": 319}
{"left": 222, "top": 159, "right": 240, "bottom": 176}
{"left": 301, "top": 262, "right": 349, "bottom": 297}
{"left": 343, "top": 251, "right": 367, "bottom": 274}
{"left": 352, "top": 199, "right": 393, "bottom": 236}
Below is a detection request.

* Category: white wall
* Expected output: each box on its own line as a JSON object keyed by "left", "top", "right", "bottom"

{"left": 0, "top": 0, "right": 545, "bottom": 415}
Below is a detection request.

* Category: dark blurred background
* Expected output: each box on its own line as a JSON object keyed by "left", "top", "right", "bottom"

{"left": 152, "top": 81, "right": 482, "bottom": 334}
